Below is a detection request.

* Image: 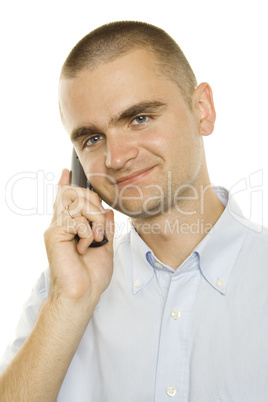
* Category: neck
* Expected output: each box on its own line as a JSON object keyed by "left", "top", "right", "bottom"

{"left": 131, "top": 185, "right": 225, "bottom": 270}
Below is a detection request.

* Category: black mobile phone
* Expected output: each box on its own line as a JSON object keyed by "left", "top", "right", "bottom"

{"left": 70, "top": 148, "right": 108, "bottom": 247}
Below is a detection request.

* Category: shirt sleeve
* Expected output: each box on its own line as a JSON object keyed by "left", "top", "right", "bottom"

{"left": 0, "top": 269, "right": 50, "bottom": 372}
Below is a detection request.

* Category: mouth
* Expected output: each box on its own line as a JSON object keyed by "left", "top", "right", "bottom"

{"left": 115, "top": 166, "right": 156, "bottom": 187}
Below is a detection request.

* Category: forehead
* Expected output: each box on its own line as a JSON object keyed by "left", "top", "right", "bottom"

{"left": 60, "top": 48, "right": 160, "bottom": 99}
{"left": 59, "top": 48, "right": 182, "bottom": 132}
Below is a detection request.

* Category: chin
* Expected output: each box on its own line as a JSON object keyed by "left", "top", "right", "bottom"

{"left": 113, "top": 199, "right": 166, "bottom": 219}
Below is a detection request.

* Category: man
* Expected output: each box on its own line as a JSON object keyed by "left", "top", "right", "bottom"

{"left": 1, "top": 21, "right": 268, "bottom": 401}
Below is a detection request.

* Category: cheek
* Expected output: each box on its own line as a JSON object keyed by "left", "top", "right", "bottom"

{"left": 161, "top": 116, "right": 201, "bottom": 170}
{"left": 80, "top": 156, "right": 118, "bottom": 202}
{"left": 78, "top": 154, "right": 105, "bottom": 183}
{"left": 140, "top": 121, "right": 172, "bottom": 155}
{"left": 145, "top": 130, "right": 167, "bottom": 154}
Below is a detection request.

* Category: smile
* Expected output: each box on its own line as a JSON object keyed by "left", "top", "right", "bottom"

{"left": 115, "top": 166, "right": 156, "bottom": 187}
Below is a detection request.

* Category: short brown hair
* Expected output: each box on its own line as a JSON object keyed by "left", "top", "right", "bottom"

{"left": 61, "top": 21, "right": 197, "bottom": 106}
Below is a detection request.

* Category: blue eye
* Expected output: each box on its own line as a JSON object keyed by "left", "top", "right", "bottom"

{"left": 85, "top": 135, "right": 104, "bottom": 147}
{"left": 132, "top": 115, "right": 149, "bottom": 125}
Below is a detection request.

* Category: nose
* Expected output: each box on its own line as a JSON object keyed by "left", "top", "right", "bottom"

{"left": 105, "top": 132, "right": 139, "bottom": 170}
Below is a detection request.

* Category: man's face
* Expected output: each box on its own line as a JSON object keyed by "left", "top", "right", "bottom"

{"left": 59, "top": 49, "right": 205, "bottom": 218}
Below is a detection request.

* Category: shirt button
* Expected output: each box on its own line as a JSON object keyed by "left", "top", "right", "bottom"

{"left": 133, "top": 280, "right": 140, "bottom": 287}
{"left": 166, "top": 386, "right": 176, "bottom": 397}
{"left": 154, "top": 261, "right": 163, "bottom": 269}
{"left": 171, "top": 309, "right": 181, "bottom": 320}
{"left": 216, "top": 279, "right": 224, "bottom": 287}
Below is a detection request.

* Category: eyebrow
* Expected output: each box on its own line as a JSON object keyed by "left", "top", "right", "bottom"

{"left": 71, "top": 100, "right": 167, "bottom": 143}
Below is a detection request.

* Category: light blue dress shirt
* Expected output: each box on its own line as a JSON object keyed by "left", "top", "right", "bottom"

{"left": 1, "top": 187, "right": 268, "bottom": 401}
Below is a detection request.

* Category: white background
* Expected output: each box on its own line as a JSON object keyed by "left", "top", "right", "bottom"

{"left": 1, "top": 0, "right": 268, "bottom": 356}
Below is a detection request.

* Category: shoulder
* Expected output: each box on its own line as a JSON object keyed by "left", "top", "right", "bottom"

{"left": 235, "top": 219, "right": 268, "bottom": 266}
{"left": 239, "top": 219, "right": 268, "bottom": 246}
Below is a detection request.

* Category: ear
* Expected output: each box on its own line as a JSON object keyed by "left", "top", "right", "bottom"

{"left": 192, "top": 82, "right": 216, "bottom": 136}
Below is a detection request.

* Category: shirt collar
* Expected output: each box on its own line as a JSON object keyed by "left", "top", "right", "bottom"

{"left": 129, "top": 187, "right": 248, "bottom": 295}
{"left": 194, "top": 187, "right": 248, "bottom": 294}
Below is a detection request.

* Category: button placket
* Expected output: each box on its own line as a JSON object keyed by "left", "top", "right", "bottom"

{"left": 154, "top": 260, "right": 201, "bottom": 402}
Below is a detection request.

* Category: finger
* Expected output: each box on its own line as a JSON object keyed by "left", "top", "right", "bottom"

{"left": 53, "top": 169, "right": 71, "bottom": 212}
{"left": 72, "top": 217, "right": 108, "bottom": 254}
{"left": 66, "top": 216, "right": 94, "bottom": 255}
{"left": 103, "top": 209, "right": 115, "bottom": 245}
{"left": 52, "top": 188, "right": 102, "bottom": 227}
{"left": 76, "top": 210, "right": 113, "bottom": 254}
{"left": 76, "top": 218, "right": 93, "bottom": 241}
{"left": 58, "top": 169, "right": 71, "bottom": 187}
{"left": 57, "top": 187, "right": 102, "bottom": 215}
{"left": 66, "top": 195, "right": 103, "bottom": 218}
{"left": 64, "top": 200, "right": 106, "bottom": 242}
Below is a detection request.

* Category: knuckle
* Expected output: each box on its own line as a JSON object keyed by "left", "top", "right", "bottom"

{"left": 77, "top": 197, "right": 87, "bottom": 211}
{"left": 98, "top": 213, "right": 106, "bottom": 225}
{"left": 75, "top": 215, "right": 88, "bottom": 224}
{"left": 61, "top": 186, "right": 81, "bottom": 204}
{"left": 89, "top": 191, "right": 101, "bottom": 205}
{"left": 66, "top": 219, "right": 77, "bottom": 234}
{"left": 77, "top": 221, "right": 91, "bottom": 237}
